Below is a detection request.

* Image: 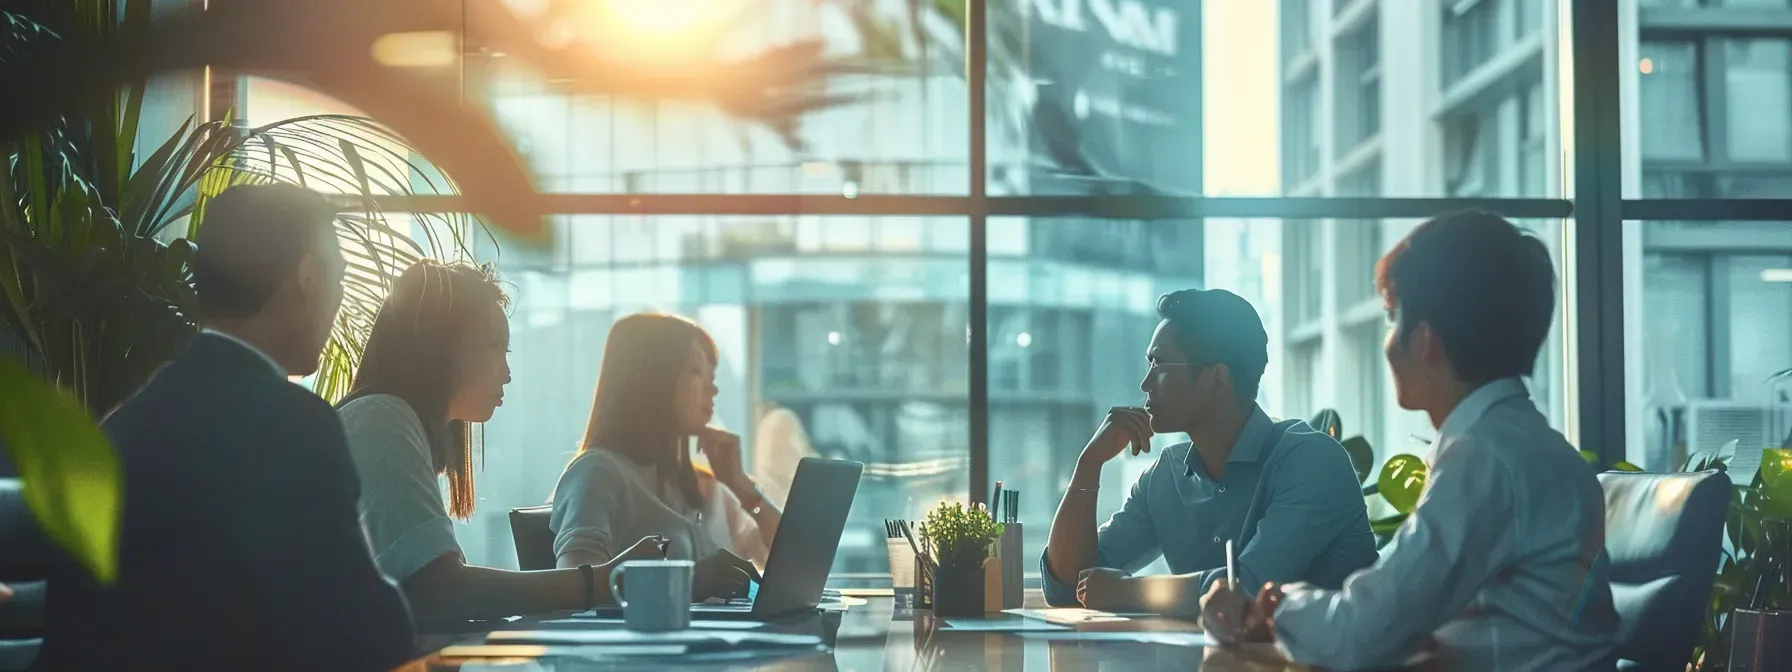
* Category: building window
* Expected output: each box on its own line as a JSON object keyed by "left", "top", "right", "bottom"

{"left": 1284, "top": 79, "right": 1323, "bottom": 188}
{"left": 1286, "top": 221, "right": 1324, "bottom": 326}
{"left": 1639, "top": 41, "right": 1705, "bottom": 162}
{"left": 1335, "top": 21, "right": 1381, "bottom": 153}
{"left": 1725, "top": 39, "right": 1792, "bottom": 163}
{"left": 1444, "top": 112, "right": 1496, "bottom": 197}
{"left": 1519, "top": 81, "right": 1549, "bottom": 196}
{"left": 1283, "top": 0, "right": 1316, "bottom": 64}
{"left": 1443, "top": 0, "right": 1501, "bottom": 84}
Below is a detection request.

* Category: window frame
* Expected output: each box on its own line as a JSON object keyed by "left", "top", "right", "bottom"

{"left": 380, "top": 0, "right": 1789, "bottom": 498}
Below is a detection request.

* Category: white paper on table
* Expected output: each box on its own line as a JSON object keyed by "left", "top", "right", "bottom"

{"left": 1018, "top": 631, "right": 1209, "bottom": 647}
{"left": 1002, "top": 608, "right": 1143, "bottom": 624}
{"left": 537, "top": 618, "right": 766, "bottom": 630}
{"left": 485, "top": 630, "right": 822, "bottom": 648}
{"left": 940, "top": 618, "right": 1072, "bottom": 632}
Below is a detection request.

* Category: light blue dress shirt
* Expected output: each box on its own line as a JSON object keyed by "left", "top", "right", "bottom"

{"left": 1274, "top": 378, "right": 1619, "bottom": 672}
{"left": 1041, "top": 406, "right": 1377, "bottom": 607}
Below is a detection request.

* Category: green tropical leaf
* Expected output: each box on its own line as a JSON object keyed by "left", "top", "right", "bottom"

{"left": 1340, "top": 435, "right": 1373, "bottom": 485}
{"left": 1612, "top": 460, "right": 1644, "bottom": 472}
{"left": 1369, "top": 513, "right": 1408, "bottom": 536}
{"left": 1759, "top": 448, "right": 1792, "bottom": 519}
{"left": 0, "top": 356, "right": 120, "bottom": 585}
{"left": 1377, "top": 454, "right": 1428, "bottom": 515}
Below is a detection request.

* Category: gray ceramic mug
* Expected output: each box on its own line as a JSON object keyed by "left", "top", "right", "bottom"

{"left": 608, "top": 559, "right": 694, "bottom": 632}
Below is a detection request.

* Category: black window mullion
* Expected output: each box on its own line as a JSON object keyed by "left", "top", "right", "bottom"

{"left": 1704, "top": 36, "right": 1729, "bottom": 171}
{"left": 967, "top": 0, "right": 990, "bottom": 508}
{"left": 1572, "top": 0, "right": 1627, "bottom": 468}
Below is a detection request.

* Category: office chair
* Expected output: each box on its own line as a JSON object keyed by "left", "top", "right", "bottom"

{"left": 508, "top": 505, "right": 556, "bottom": 571}
{"left": 1600, "top": 469, "right": 1728, "bottom": 671}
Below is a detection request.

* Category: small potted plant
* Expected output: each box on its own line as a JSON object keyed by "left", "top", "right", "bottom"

{"left": 919, "top": 502, "right": 1003, "bottom": 618}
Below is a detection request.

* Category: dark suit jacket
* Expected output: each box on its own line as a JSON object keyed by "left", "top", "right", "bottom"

{"left": 38, "top": 333, "right": 417, "bottom": 671}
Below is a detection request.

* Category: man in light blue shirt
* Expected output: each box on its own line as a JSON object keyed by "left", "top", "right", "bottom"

{"left": 1202, "top": 212, "right": 1618, "bottom": 671}
{"left": 1041, "top": 288, "right": 1377, "bottom": 615}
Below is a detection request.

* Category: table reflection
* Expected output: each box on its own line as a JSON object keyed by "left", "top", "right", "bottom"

{"left": 423, "top": 596, "right": 1330, "bottom": 672}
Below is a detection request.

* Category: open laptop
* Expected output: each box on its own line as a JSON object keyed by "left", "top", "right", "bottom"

{"left": 691, "top": 457, "right": 863, "bottom": 620}
{"left": 585, "top": 457, "right": 863, "bottom": 622}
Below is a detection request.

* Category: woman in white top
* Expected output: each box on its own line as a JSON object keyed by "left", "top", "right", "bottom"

{"left": 550, "top": 313, "right": 783, "bottom": 595}
{"left": 337, "top": 261, "right": 666, "bottom": 621}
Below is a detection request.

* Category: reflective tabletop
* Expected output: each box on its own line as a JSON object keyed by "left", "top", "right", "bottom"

{"left": 412, "top": 593, "right": 1350, "bottom": 672}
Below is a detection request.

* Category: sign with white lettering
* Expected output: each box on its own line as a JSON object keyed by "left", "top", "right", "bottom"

{"left": 1023, "top": 0, "right": 1201, "bottom": 195}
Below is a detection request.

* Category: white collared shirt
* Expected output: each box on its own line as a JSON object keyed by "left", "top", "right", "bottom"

{"left": 201, "top": 329, "right": 286, "bottom": 378}
{"left": 1273, "top": 378, "right": 1619, "bottom": 672}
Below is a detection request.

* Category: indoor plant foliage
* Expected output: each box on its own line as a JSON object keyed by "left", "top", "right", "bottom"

{"left": 919, "top": 501, "right": 1003, "bottom": 616}
{"left": 919, "top": 501, "right": 1004, "bottom": 568}
{"left": 1688, "top": 441, "right": 1792, "bottom": 671}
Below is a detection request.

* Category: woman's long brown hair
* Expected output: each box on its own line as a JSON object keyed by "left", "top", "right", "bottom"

{"left": 342, "top": 260, "right": 508, "bottom": 520}
{"left": 580, "top": 312, "right": 718, "bottom": 510}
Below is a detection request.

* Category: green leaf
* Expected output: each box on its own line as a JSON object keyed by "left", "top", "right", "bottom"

{"left": 1340, "top": 435, "right": 1374, "bottom": 485}
{"left": 1759, "top": 448, "right": 1792, "bottom": 519}
{"left": 1377, "top": 454, "right": 1429, "bottom": 515}
{"left": 0, "top": 356, "right": 120, "bottom": 585}
{"left": 1612, "top": 460, "right": 1644, "bottom": 472}
{"left": 1369, "top": 513, "right": 1408, "bottom": 536}
{"left": 1580, "top": 450, "right": 1598, "bottom": 465}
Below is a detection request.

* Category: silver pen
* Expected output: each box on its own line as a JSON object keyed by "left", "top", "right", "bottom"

{"left": 1225, "top": 539, "right": 1236, "bottom": 587}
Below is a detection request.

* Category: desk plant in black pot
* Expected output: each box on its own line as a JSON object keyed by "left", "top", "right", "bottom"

{"left": 919, "top": 502, "right": 1003, "bottom": 618}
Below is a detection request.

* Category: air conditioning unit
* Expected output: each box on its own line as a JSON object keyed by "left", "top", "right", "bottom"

{"left": 1684, "top": 400, "right": 1792, "bottom": 485}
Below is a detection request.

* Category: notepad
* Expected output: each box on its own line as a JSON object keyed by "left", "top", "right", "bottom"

{"left": 485, "top": 629, "right": 823, "bottom": 651}
{"left": 1002, "top": 607, "right": 1141, "bottom": 625}
{"left": 1019, "top": 631, "right": 1208, "bottom": 647}
{"left": 941, "top": 618, "right": 1072, "bottom": 632}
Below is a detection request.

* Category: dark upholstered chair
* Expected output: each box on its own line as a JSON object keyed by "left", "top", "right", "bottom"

{"left": 1600, "top": 470, "right": 1729, "bottom": 671}
{"left": 508, "top": 505, "right": 556, "bottom": 571}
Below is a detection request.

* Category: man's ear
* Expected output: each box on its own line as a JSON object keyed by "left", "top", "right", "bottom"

{"left": 1414, "top": 322, "right": 1447, "bottom": 366}
{"left": 290, "top": 251, "right": 321, "bottom": 304}
{"left": 1211, "top": 363, "right": 1235, "bottom": 396}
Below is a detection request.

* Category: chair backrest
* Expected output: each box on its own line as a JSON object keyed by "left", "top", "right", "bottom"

{"left": 1600, "top": 469, "right": 1729, "bottom": 671}
{"left": 509, "top": 505, "right": 556, "bottom": 571}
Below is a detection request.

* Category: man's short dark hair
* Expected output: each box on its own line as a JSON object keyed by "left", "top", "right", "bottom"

{"left": 1376, "top": 211, "right": 1556, "bottom": 386}
{"left": 193, "top": 184, "right": 338, "bottom": 319}
{"left": 1155, "top": 288, "right": 1269, "bottom": 406}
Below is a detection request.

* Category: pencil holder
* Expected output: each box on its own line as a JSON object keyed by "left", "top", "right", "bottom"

{"left": 998, "top": 523, "right": 1023, "bottom": 609}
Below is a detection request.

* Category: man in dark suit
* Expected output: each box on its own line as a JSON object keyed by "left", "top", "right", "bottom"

{"left": 39, "top": 185, "right": 417, "bottom": 670}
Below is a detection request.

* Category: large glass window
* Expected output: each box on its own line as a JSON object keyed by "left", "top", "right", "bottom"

{"left": 1626, "top": 222, "right": 1792, "bottom": 473}
{"left": 230, "top": 0, "right": 1592, "bottom": 587}
{"left": 1638, "top": 42, "right": 1704, "bottom": 163}
{"left": 1724, "top": 39, "right": 1792, "bottom": 163}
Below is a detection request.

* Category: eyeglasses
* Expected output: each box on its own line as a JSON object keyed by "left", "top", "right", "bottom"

{"left": 1147, "top": 360, "right": 1210, "bottom": 375}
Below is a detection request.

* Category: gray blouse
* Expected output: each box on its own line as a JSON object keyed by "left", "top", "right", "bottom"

{"left": 548, "top": 447, "right": 766, "bottom": 567}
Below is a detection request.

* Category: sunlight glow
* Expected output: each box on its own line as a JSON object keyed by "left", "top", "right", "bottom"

{"left": 372, "top": 32, "right": 458, "bottom": 68}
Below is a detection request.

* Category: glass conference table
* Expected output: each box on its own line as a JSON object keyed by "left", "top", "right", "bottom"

{"left": 411, "top": 590, "right": 1430, "bottom": 671}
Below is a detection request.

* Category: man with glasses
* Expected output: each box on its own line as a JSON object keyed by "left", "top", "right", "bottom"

{"left": 1041, "top": 288, "right": 1377, "bottom": 615}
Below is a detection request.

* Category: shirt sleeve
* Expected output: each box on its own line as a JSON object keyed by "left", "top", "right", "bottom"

{"left": 1191, "top": 436, "right": 1370, "bottom": 597}
{"left": 1272, "top": 436, "right": 1519, "bottom": 671}
{"left": 704, "top": 476, "right": 770, "bottom": 567}
{"left": 340, "top": 395, "right": 461, "bottom": 583}
{"left": 1041, "top": 453, "right": 1166, "bottom": 607}
{"left": 550, "top": 452, "right": 631, "bottom": 564}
